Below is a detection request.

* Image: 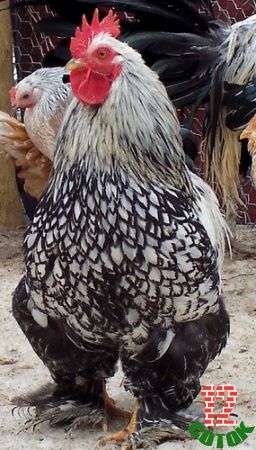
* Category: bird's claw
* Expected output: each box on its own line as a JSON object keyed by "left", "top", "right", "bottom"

{"left": 121, "top": 425, "right": 190, "bottom": 449}
{"left": 66, "top": 410, "right": 108, "bottom": 436}
{"left": 14, "top": 399, "right": 107, "bottom": 433}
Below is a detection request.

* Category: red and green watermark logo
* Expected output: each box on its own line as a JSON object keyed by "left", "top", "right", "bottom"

{"left": 188, "top": 385, "right": 254, "bottom": 448}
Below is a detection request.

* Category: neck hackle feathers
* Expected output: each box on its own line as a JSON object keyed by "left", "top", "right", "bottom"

{"left": 70, "top": 9, "right": 120, "bottom": 59}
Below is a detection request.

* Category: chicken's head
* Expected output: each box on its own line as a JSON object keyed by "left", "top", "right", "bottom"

{"left": 10, "top": 68, "right": 68, "bottom": 109}
{"left": 67, "top": 9, "right": 123, "bottom": 105}
{"left": 10, "top": 78, "right": 42, "bottom": 109}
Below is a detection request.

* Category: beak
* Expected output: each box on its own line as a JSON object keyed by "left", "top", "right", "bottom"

{"left": 66, "top": 58, "right": 87, "bottom": 71}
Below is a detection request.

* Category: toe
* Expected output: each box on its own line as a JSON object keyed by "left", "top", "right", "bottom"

{"left": 121, "top": 425, "right": 190, "bottom": 449}
{"left": 97, "top": 429, "right": 130, "bottom": 446}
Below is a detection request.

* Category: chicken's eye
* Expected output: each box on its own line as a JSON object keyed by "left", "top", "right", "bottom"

{"left": 23, "top": 94, "right": 29, "bottom": 99}
{"left": 97, "top": 49, "right": 109, "bottom": 59}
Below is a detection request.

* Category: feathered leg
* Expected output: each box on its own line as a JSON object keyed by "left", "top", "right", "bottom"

{"left": 12, "top": 277, "right": 123, "bottom": 432}
{"left": 99, "top": 298, "right": 229, "bottom": 448}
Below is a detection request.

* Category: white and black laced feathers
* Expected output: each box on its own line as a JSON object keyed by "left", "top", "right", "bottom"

{"left": 13, "top": 23, "right": 229, "bottom": 447}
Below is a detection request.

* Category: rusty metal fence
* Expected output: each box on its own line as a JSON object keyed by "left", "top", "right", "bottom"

{"left": 9, "top": 0, "right": 256, "bottom": 223}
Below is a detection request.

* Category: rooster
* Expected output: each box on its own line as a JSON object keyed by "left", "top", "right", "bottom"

{"left": 0, "top": 67, "right": 71, "bottom": 215}
{"left": 12, "top": 10, "right": 230, "bottom": 448}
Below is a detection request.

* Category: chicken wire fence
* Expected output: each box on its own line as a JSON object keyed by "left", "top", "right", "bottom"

{"left": 8, "top": 0, "right": 256, "bottom": 223}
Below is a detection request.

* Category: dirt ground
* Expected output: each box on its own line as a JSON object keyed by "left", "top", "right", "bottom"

{"left": 0, "top": 226, "right": 255, "bottom": 450}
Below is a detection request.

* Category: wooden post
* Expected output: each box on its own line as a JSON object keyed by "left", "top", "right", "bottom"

{"left": 0, "top": 0, "right": 23, "bottom": 227}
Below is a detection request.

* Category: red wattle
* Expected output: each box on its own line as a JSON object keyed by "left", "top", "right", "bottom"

{"left": 70, "top": 69, "right": 113, "bottom": 105}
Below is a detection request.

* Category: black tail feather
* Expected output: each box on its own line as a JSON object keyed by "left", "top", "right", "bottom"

{"left": 125, "top": 31, "right": 215, "bottom": 55}
{"left": 224, "top": 80, "right": 256, "bottom": 130}
{"left": 205, "top": 60, "right": 227, "bottom": 161}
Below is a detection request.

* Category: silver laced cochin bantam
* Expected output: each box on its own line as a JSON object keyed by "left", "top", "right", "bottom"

{"left": 12, "top": 10, "right": 230, "bottom": 449}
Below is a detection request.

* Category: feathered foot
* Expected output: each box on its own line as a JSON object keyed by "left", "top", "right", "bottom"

{"left": 121, "top": 425, "right": 190, "bottom": 450}
{"left": 13, "top": 383, "right": 130, "bottom": 434}
{"left": 97, "top": 400, "right": 193, "bottom": 448}
{"left": 12, "top": 277, "right": 127, "bottom": 432}
{"left": 13, "top": 382, "right": 108, "bottom": 433}
{"left": 101, "top": 299, "right": 228, "bottom": 448}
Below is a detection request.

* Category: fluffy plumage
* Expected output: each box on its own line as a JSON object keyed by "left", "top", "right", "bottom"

{"left": 0, "top": 111, "right": 51, "bottom": 200}
{"left": 13, "top": 10, "right": 229, "bottom": 448}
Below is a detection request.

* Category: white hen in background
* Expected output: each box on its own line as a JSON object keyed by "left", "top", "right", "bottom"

{"left": 10, "top": 67, "right": 71, "bottom": 161}
{"left": 0, "top": 67, "right": 71, "bottom": 200}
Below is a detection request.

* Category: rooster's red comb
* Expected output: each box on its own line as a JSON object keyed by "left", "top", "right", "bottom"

{"left": 70, "top": 9, "right": 120, "bottom": 59}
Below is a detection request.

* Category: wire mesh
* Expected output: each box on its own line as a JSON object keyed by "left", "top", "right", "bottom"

{"left": 11, "top": 4, "right": 57, "bottom": 80}
{"left": 9, "top": 0, "right": 256, "bottom": 223}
